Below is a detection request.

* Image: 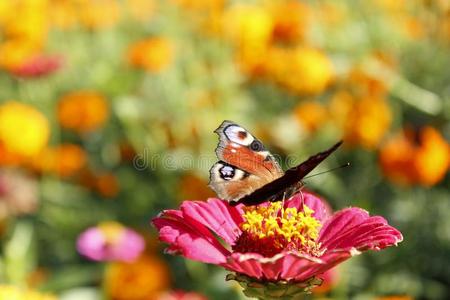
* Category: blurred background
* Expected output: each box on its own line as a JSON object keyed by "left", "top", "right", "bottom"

{"left": 0, "top": 0, "right": 449, "bottom": 299}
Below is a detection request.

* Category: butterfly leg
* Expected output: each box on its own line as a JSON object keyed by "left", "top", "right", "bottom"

{"left": 298, "top": 181, "right": 305, "bottom": 211}
{"left": 281, "top": 191, "right": 287, "bottom": 218}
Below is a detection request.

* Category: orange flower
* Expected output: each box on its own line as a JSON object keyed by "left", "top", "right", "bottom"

{"left": 178, "top": 172, "right": 215, "bottom": 201}
{"left": 377, "top": 296, "right": 414, "bottom": 300}
{"left": 104, "top": 254, "right": 170, "bottom": 300}
{"left": 379, "top": 127, "right": 449, "bottom": 186}
{"left": 123, "top": 0, "right": 156, "bottom": 22}
{"left": 127, "top": 37, "right": 174, "bottom": 72}
{"left": 293, "top": 101, "right": 328, "bottom": 133}
{"left": 0, "top": 101, "right": 49, "bottom": 158}
{"left": 315, "top": 2, "right": 347, "bottom": 26}
{"left": 34, "top": 144, "right": 87, "bottom": 177}
{"left": 171, "top": 0, "right": 223, "bottom": 11}
{"left": 77, "top": 169, "right": 119, "bottom": 198}
{"left": 0, "top": 144, "right": 23, "bottom": 166}
{"left": 270, "top": 1, "right": 310, "bottom": 43}
{"left": 0, "top": 40, "right": 41, "bottom": 73}
{"left": 330, "top": 91, "right": 391, "bottom": 149}
{"left": 57, "top": 90, "right": 109, "bottom": 133}
{"left": 95, "top": 172, "right": 120, "bottom": 198}
{"left": 78, "top": 0, "right": 120, "bottom": 30}
{"left": 48, "top": 0, "right": 80, "bottom": 30}
{"left": 347, "top": 67, "right": 388, "bottom": 98}
{"left": 269, "top": 47, "right": 334, "bottom": 95}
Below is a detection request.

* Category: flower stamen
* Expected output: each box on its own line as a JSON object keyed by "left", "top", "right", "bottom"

{"left": 233, "top": 202, "right": 322, "bottom": 257}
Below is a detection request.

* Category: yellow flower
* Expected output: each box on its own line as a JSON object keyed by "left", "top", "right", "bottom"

{"left": 315, "top": 2, "right": 348, "bottom": 26}
{"left": 0, "top": 101, "right": 50, "bottom": 158}
{"left": 380, "top": 127, "right": 449, "bottom": 187}
{"left": 123, "top": 0, "right": 156, "bottom": 22}
{"left": 330, "top": 91, "right": 391, "bottom": 149}
{"left": 269, "top": 0, "right": 310, "bottom": 43}
{"left": 0, "top": 2, "right": 9, "bottom": 25}
{"left": 57, "top": 90, "right": 109, "bottom": 133}
{"left": 293, "top": 101, "right": 328, "bottom": 133}
{"left": 171, "top": 0, "right": 223, "bottom": 11}
{"left": 78, "top": 0, "right": 120, "bottom": 30}
{"left": 127, "top": 37, "right": 174, "bottom": 72}
{"left": 1, "top": 0, "right": 48, "bottom": 45}
{"left": 222, "top": 4, "right": 273, "bottom": 49}
{"left": 104, "top": 254, "right": 170, "bottom": 300}
{"left": 0, "top": 285, "right": 56, "bottom": 300}
{"left": 48, "top": 0, "right": 81, "bottom": 30}
{"left": 0, "top": 40, "right": 40, "bottom": 71}
{"left": 270, "top": 47, "right": 334, "bottom": 95}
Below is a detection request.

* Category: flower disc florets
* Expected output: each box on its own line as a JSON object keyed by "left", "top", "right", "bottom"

{"left": 233, "top": 202, "right": 323, "bottom": 257}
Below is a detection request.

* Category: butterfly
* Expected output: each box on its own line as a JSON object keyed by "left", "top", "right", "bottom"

{"left": 208, "top": 120, "right": 342, "bottom": 206}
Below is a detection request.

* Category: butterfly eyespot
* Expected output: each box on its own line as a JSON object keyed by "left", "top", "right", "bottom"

{"left": 219, "top": 165, "right": 235, "bottom": 180}
{"left": 249, "top": 140, "right": 264, "bottom": 152}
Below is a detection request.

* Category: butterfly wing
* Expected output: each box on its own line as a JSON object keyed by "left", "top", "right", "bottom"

{"left": 231, "top": 141, "right": 343, "bottom": 206}
{"left": 209, "top": 121, "right": 283, "bottom": 202}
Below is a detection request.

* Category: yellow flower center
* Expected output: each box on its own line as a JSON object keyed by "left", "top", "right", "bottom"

{"left": 233, "top": 202, "right": 323, "bottom": 257}
{"left": 99, "top": 221, "right": 125, "bottom": 245}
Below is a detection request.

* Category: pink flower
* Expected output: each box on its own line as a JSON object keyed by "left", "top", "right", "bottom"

{"left": 157, "top": 290, "right": 208, "bottom": 300}
{"left": 152, "top": 192, "right": 402, "bottom": 288}
{"left": 12, "top": 54, "right": 62, "bottom": 78}
{"left": 77, "top": 222, "right": 145, "bottom": 262}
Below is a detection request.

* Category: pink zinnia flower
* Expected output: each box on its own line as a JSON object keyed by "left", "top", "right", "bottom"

{"left": 12, "top": 54, "right": 62, "bottom": 78}
{"left": 153, "top": 192, "right": 402, "bottom": 297}
{"left": 157, "top": 290, "right": 208, "bottom": 300}
{"left": 77, "top": 222, "right": 145, "bottom": 262}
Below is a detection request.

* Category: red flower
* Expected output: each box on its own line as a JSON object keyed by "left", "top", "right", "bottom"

{"left": 153, "top": 192, "right": 402, "bottom": 289}
{"left": 12, "top": 54, "right": 62, "bottom": 78}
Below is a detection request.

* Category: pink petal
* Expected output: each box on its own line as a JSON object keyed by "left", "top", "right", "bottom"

{"left": 286, "top": 191, "right": 332, "bottom": 223}
{"left": 226, "top": 249, "right": 355, "bottom": 282}
{"left": 152, "top": 209, "right": 230, "bottom": 264}
{"left": 13, "top": 54, "right": 62, "bottom": 77}
{"left": 181, "top": 198, "right": 243, "bottom": 245}
{"left": 113, "top": 229, "right": 146, "bottom": 262}
{"left": 224, "top": 253, "right": 265, "bottom": 279}
{"left": 319, "top": 208, "right": 370, "bottom": 245}
{"left": 294, "top": 250, "right": 352, "bottom": 281}
{"left": 278, "top": 253, "right": 323, "bottom": 281}
{"left": 76, "top": 228, "right": 107, "bottom": 261}
{"left": 319, "top": 208, "right": 403, "bottom": 251}
{"left": 225, "top": 252, "right": 323, "bottom": 282}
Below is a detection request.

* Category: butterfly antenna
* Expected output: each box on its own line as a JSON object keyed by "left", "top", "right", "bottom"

{"left": 303, "top": 162, "right": 350, "bottom": 180}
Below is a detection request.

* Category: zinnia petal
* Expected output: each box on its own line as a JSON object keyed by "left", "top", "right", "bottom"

{"left": 319, "top": 208, "right": 403, "bottom": 251}
{"left": 225, "top": 252, "right": 322, "bottom": 282}
{"left": 152, "top": 209, "right": 230, "bottom": 264}
{"left": 180, "top": 198, "right": 243, "bottom": 244}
